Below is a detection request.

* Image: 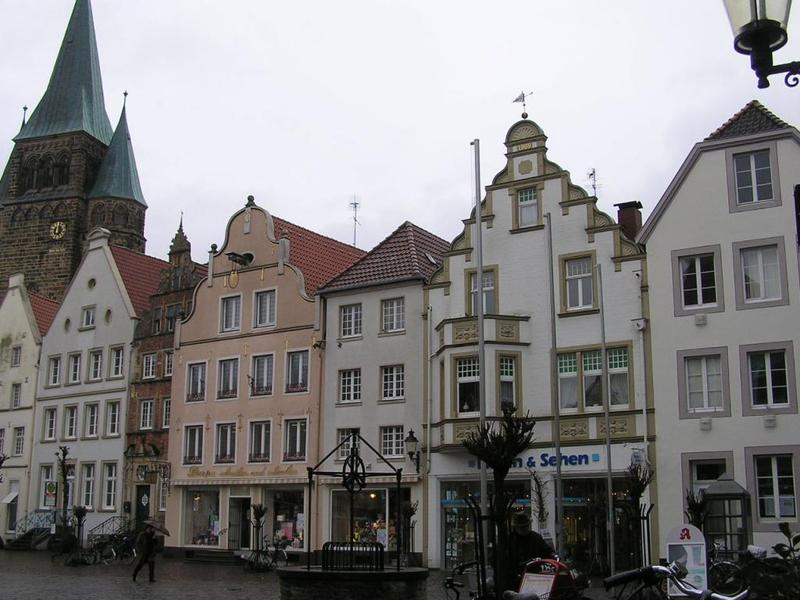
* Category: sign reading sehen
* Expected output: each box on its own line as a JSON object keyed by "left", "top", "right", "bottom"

{"left": 468, "top": 451, "right": 602, "bottom": 470}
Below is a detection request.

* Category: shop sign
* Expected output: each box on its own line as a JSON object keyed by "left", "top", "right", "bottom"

{"left": 665, "top": 524, "right": 706, "bottom": 596}
{"left": 467, "top": 452, "right": 601, "bottom": 470}
{"left": 44, "top": 481, "right": 57, "bottom": 507}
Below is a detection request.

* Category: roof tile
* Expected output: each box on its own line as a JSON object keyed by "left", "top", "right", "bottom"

{"left": 706, "top": 100, "right": 790, "bottom": 141}
{"left": 110, "top": 246, "right": 171, "bottom": 317}
{"left": 29, "top": 292, "right": 60, "bottom": 336}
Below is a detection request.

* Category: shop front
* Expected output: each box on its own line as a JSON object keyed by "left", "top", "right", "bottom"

{"left": 329, "top": 486, "right": 412, "bottom": 553}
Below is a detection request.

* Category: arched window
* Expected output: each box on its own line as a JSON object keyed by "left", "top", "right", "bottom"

{"left": 54, "top": 154, "right": 70, "bottom": 186}
{"left": 53, "top": 203, "right": 66, "bottom": 218}
{"left": 22, "top": 158, "right": 39, "bottom": 191}
{"left": 91, "top": 205, "right": 106, "bottom": 226}
{"left": 113, "top": 205, "right": 128, "bottom": 226}
{"left": 39, "top": 156, "right": 54, "bottom": 188}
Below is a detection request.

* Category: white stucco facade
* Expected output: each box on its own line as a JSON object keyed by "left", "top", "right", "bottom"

{"left": 640, "top": 110, "right": 800, "bottom": 556}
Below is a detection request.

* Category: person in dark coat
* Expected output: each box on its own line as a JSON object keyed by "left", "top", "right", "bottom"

{"left": 508, "top": 511, "right": 555, "bottom": 577}
{"left": 132, "top": 525, "right": 157, "bottom": 583}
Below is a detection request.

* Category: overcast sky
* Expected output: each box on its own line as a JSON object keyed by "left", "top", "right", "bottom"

{"left": 1, "top": 1, "right": 799, "bottom": 262}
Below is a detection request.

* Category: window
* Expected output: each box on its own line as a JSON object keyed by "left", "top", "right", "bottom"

{"left": 11, "top": 345, "right": 21, "bottom": 367}
{"left": 40, "top": 465, "right": 53, "bottom": 508}
{"left": 733, "top": 238, "right": 789, "bottom": 310}
{"left": 457, "top": 357, "right": 480, "bottom": 414}
{"left": 254, "top": 290, "right": 277, "bottom": 328}
{"left": 48, "top": 356, "right": 61, "bottom": 386}
{"left": 251, "top": 354, "right": 274, "bottom": 396}
{"left": 286, "top": 350, "right": 309, "bottom": 393}
{"left": 165, "top": 304, "right": 179, "bottom": 332}
{"left": 215, "top": 423, "right": 236, "bottom": 463}
{"left": 11, "top": 383, "right": 22, "bottom": 409}
{"left": 220, "top": 296, "right": 241, "bottom": 332}
{"left": 686, "top": 356, "right": 723, "bottom": 412}
{"left": 110, "top": 347, "right": 124, "bottom": 378}
{"left": 217, "top": 358, "right": 239, "bottom": 399}
{"left": 187, "top": 363, "right": 206, "bottom": 401}
{"left": 85, "top": 404, "right": 98, "bottom": 437}
{"left": 158, "top": 478, "right": 168, "bottom": 512}
{"left": 381, "top": 425, "right": 404, "bottom": 458}
{"left": 517, "top": 188, "right": 539, "bottom": 227}
{"left": 184, "top": 425, "right": 203, "bottom": 464}
{"left": 469, "top": 270, "right": 496, "bottom": 314}
{"left": 68, "top": 353, "right": 81, "bottom": 383}
{"left": 671, "top": 246, "right": 725, "bottom": 316}
{"left": 13, "top": 427, "right": 24, "bottom": 456}
{"left": 340, "top": 304, "right": 362, "bottom": 338}
{"left": 499, "top": 356, "right": 516, "bottom": 408}
{"left": 381, "top": 298, "right": 405, "bottom": 333}
{"left": 143, "top": 353, "right": 157, "bottom": 379}
{"left": 151, "top": 306, "right": 162, "bottom": 334}
{"left": 140, "top": 400, "right": 153, "bottom": 430}
{"left": 339, "top": 369, "right": 361, "bottom": 403}
{"left": 748, "top": 350, "right": 788, "bottom": 407}
{"left": 162, "top": 398, "right": 171, "bottom": 429}
{"left": 82, "top": 306, "right": 96, "bottom": 328}
{"left": 106, "top": 402, "right": 120, "bottom": 436}
{"left": 734, "top": 150, "right": 773, "bottom": 205}
{"left": 89, "top": 350, "right": 103, "bottom": 381}
{"left": 691, "top": 460, "right": 728, "bottom": 494}
{"left": 164, "top": 351, "right": 173, "bottom": 377}
{"left": 64, "top": 406, "right": 77, "bottom": 439}
{"left": 103, "top": 463, "right": 117, "bottom": 510}
{"left": 337, "top": 427, "right": 360, "bottom": 459}
{"left": 558, "top": 348, "right": 631, "bottom": 412}
{"left": 755, "top": 455, "right": 795, "bottom": 519}
{"left": 81, "top": 464, "right": 95, "bottom": 509}
{"left": 44, "top": 408, "right": 57, "bottom": 441}
{"left": 249, "top": 421, "right": 271, "bottom": 463}
{"left": 283, "top": 418, "right": 307, "bottom": 461}
{"left": 564, "top": 257, "right": 593, "bottom": 310}
{"left": 381, "top": 365, "right": 405, "bottom": 401}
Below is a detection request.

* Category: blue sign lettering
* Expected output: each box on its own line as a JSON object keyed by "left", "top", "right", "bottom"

{"left": 539, "top": 453, "right": 591, "bottom": 467}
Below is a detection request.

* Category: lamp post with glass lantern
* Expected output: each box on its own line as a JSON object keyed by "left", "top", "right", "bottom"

{"left": 404, "top": 429, "right": 421, "bottom": 474}
{"left": 723, "top": 0, "right": 799, "bottom": 88}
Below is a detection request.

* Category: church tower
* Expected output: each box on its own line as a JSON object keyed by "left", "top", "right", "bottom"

{"left": 0, "top": 0, "right": 146, "bottom": 299}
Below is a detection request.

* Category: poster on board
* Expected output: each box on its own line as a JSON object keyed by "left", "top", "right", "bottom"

{"left": 665, "top": 524, "right": 706, "bottom": 596}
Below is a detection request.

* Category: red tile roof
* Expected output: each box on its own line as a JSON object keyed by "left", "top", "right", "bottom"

{"left": 29, "top": 292, "right": 59, "bottom": 336}
{"left": 272, "top": 216, "right": 365, "bottom": 295}
{"left": 706, "top": 100, "right": 790, "bottom": 141}
{"left": 320, "top": 221, "right": 449, "bottom": 292}
{"left": 110, "top": 246, "right": 171, "bottom": 317}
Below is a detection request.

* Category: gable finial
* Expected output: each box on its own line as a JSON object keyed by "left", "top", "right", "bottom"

{"left": 123, "top": 90, "right": 128, "bottom": 108}
{"left": 512, "top": 90, "right": 533, "bottom": 119}
{"left": 179, "top": 211, "right": 184, "bottom": 231}
{"left": 21, "top": 105, "right": 28, "bottom": 128}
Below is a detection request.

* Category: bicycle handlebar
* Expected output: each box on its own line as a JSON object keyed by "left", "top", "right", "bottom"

{"left": 603, "top": 563, "right": 749, "bottom": 600}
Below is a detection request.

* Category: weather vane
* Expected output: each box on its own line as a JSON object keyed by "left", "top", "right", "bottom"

{"left": 513, "top": 90, "right": 533, "bottom": 119}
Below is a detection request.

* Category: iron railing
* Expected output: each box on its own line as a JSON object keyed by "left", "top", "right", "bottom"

{"left": 13, "top": 509, "right": 56, "bottom": 537}
{"left": 87, "top": 515, "right": 130, "bottom": 543}
{"left": 321, "top": 541, "right": 384, "bottom": 571}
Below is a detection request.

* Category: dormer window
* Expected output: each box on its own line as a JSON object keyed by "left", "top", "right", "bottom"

{"left": 82, "top": 306, "right": 96, "bottom": 329}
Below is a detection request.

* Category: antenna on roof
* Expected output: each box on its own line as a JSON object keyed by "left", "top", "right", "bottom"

{"left": 349, "top": 195, "right": 361, "bottom": 247}
{"left": 587, "top": 168, "right": 598, "bottom": 197}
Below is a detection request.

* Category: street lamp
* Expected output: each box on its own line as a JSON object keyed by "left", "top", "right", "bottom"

{"left": 723, "top": 0, "right": 799, "bottom": 88}
{"left": 404, "top": 429, "right": 421, "bottom": 473}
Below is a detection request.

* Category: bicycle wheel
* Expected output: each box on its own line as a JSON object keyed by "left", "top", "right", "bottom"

{"left": 120, "top": 547, "right": 137, "bottom": 565}
{"left": 708, "top": 561, "right": 745, "bottom": 595}
{"left": 100, "top": 545, "right": 116, "bottom": 565}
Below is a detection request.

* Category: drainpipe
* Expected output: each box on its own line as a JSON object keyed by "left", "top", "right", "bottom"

{"left": 424, "top": 304, "right": 433, "bottom": 565}
{"left": 313, "top": 295, "right": 326, "bottom": 555}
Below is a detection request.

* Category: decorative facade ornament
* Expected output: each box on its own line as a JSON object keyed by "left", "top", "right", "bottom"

{"left": 453, "top": 321, "right": 478, "bottom": 343}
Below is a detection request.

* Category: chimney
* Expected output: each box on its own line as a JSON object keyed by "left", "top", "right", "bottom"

{"left": 614, "top": 201, "right": 643, "bottom": 241}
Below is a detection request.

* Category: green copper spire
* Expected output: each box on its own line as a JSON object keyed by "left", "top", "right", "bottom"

{"left": 89, "top": 105, "right": 146, "bottom": 206}
{"left": 15, "top": 0, "right": 112, "bottom": 144}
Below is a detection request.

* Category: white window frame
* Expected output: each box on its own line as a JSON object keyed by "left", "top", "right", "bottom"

{"left": 68, "top": 353, "right": 81, "bottom": 384}
{"left": 685, "top": 355, "right": 724, "bottom": 413}
{"left": 82, "top": 306, "right": 96, "bottom": 329}
{"left": 283, "top": 417, "right": 307, "bottom": 462}
{"left": 734, "top": 149, "right": 773, "bottom": 205}
{"left": 517, "top": 187, "right": 539, "bottom": 227}
{"left": 339, "top": 368, "right": 362, "bottom": 404}
{"left": 220, "top": 295, "right": 242, "bottom": 333}
{"left": 105, "top": 402, "right": 120, "bottom": 436}
{"left": 499, "top": 356, "right": 516, "bottom": 408}
{"left": 102, "top": 462, "right": 117, "bottom": 510}
{"left": 85, "top": 404, "right": 98, "bottom": 438}
{"left": 164, "top": 351, "right": 173, "bottom": 377}
{"left": 39, "top": 465, "right": 53, "bottom": 509}
{"left": 186, "top": 362, "right": 207, "bottom": 402}
{"left": 183, "top": 424, "right": 204, "bottom": 465}
{"left": 337, "top": 427, "right": 360, "bottom": 460}
{"left": 558, "top": 353, "right": 579, "bottom": 412}
{"left": 11, "top": 383, "right": 22, "bottom": 409}
{"left": 381, "top": 298, "right": 405, "bottom": 333}
{"left": 10, "top": 345, "right": 21, "bottom": 367}
{"left": 217, "top": 357, "right": 239, "bottom": 399}
{"left": 44, "top": 408, "right": 57, "bottom": 441}
{"left": 741, "top": 245, "right": 781, "bottom": 303}
{"left": 158, "top": 477, "right": 168, "bottom": 512}
{"left": 381, "top": 365, "right": 405, "bottom": 401}
{"left": 64, "top": 405, "right": 78, "bottom": 439}
{"left": 215, "top": 422, "right": 237, "bottom": 464}
{"left": 748, "top": 350, "right": 789, "bottom": 408}
{"left": 381, "top": 425, "right": 404, "bottom": 458}
{"left": 140, "top": 399, "right": 154, "bottom": 430}
{"left": 457, "top": 357, "right": 480, "bottom": 415}
{"left": 0, "top": 428, "right": 4, "bottom": 455}
{"left": 81, "top": 463, "right": 95, "bottom": 510}
{"left": 88, "top": 350, "right": 103, "bottom": 381}
{"left": 565, "top": 257, "right": 594, "bottom": 311}
{"left": 248, "top": 420, "right": 271, "bottom": 463}
{"left": 254, "top": 289, "right": 277, "bottom": 328}
{"left": 165, "top": 304, "right": 180, "bottom": 333}
{"left": 48, "top": 356, "right": 61, "bottom": 386}
{"left": 162, "top": 398, "right": 171, "bottom": 430}
{"left": 286, "top": 350, "right": 309, "bottom": 394}
{"left": 251, "top": 354, "right": 274, "bottom": 396}
{"left": 679, "top": 254, "right": 718, "bottom": 309}
{"left": 340, "top": 303, "right": 363, "bottom": 338}
{"left": 110, "top": 346, "right": 124, "bottom": 378}
{"left": 13, "top": 427, "right": 24, "bottom": 456}
{"left": 143, "top": 353, "right": 157, "bottom": 379}
{"left": 755, "top": 454, "right": 795, "bottom": 520}
{"left": 470, "top": 271, "right": 496, "bottom": 314}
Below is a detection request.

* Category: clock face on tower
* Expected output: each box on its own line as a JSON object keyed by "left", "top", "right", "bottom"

{"left": 50, "top": 221, "right": 66, "bottom": 240}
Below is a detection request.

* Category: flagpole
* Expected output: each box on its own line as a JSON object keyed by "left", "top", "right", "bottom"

{"left": 597, "top": 263, "right": 615, "bottom": 574}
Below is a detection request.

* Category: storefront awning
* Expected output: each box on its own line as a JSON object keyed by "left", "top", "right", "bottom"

{"left": 319, "top": 474, "right": 420, "bottom": 486}
{"left": 0, "top": 491, "right": 19, "bottom": 504}
{"left": 171, "top": 476, "right": 306, "bottom": 486}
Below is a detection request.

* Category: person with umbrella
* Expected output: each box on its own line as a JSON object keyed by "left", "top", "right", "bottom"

{"left": 132, "top": 520, "right": 169, "bottom": 583}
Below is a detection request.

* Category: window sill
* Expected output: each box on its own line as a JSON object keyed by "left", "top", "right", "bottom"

{"left": 250, "top": 391, "right": 274, "bottom": 398}
{"left": 378, "top": 398, "right": 406, "bottom": 405}
{"left": 253, "top": 323, "right": 277, "bottom": 330}
{"left": 65, "top": 381, "right": 81, "bottom": 387}
{"left": 509, "top": 224, "right": 545, "bottom": 234}
{"left": 78, "top": 326, "right": 96, "bottom": 332}
{"left": 139, "top": 427, "right": 153, "bottom": 432}
{"left": 108, "top": 374, "right": 125, "bottom": 380}
{"left": 248, "top": 458, "right": 271, "bottom": 464}
{"left": 284, "top": 389, "right": 309, "bottom": 395}
{"left": 216, "top": 395, "right": 239, "bottom": 401}
{"left": 337, "top": 401, "right": 363, "bottom": 407}
{"left": 337, "top": 335, "right": 363, "bottom": 343}
{"left": 81, "top": 435, "right": 99, "bottom": 441}
{"left": 378, "top": 330, "right": 406, "bottom": 338}
{"left": 558, "top": 308, "right": 600, "bottom": 318}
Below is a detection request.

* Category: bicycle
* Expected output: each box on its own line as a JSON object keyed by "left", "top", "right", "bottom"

{"left": 242, "top": 538, "right": 290, "bottom": 571}
{"left": 98, "top": 532, "right": 137, "bottom": 565}
{"left": 707, "top": 542, "right": 746, "bottom": 595}
{"left": 599, "top": 562, "right": 750, "bottom": 600}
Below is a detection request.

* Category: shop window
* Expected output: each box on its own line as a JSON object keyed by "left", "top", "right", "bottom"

{"left": 272, "top": 490, "right": 304, "bottom": 549}
{"left": 184, "top": 490, "right": 220, "bottom": 546}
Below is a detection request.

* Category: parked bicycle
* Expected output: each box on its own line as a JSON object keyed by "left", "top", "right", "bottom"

{"left": 707, "top": 542, "right": 747, "bottom": 595}
{"left": 95, "top": 531, "right": 137, "bottom": 565}
{"left": 242, "top": 538, "right": 290, "bottom": 571}
{"left": 599, "top": 562, "right": 749, "bottom": 600}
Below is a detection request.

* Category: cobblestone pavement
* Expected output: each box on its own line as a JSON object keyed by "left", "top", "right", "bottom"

{"left": 0, "top": 550, "right": 611, "bottom": 600}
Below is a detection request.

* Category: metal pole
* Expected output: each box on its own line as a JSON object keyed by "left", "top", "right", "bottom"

{"left": 597, "top": 263, "right": 616, "bottom": 574}
{"left": 545, "top": 213, "right": 564, "bottom": 557}
{"left": 307, "top": 468, "right": 313, "bottom": 570}
{"left": 470, "top": 139, "right": 489, "bottom": 549}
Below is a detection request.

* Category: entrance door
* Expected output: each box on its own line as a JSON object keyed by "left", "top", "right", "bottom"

{"left": 228, "top": 498, "right": 251, "bottom": 549}
{"left": 136, "top": 485, "right": 151, "bottom": 529}
{"left": 6, "top": 481, "right": 20, "bottom": 532}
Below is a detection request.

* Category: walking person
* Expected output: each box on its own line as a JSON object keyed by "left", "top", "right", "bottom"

{"left": 132, "top": 524, "right": 158, "bottom": 583}
{"left": 509, "top": 511, "right": 555, "bottom": 584}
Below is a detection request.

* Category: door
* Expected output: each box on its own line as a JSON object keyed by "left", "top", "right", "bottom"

{"left": 136, "top": 485, "right": 151, "bottom": 529}
{"left": 6, "top": 481, "right": 20, "bottom": 532}
{"left": 228, "top": 499, "right": 242, "bottom": 549}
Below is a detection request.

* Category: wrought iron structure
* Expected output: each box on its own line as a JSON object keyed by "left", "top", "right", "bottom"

{"left": 13, "top": 509, "right": 56, "bottom": 538}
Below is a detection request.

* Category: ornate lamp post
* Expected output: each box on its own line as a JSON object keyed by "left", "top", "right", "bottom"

{"left": 404, "top": 430, "right": 421, "bottom": 474}
{"left": 723, "top": 0, "right": 799, "bottom": 87}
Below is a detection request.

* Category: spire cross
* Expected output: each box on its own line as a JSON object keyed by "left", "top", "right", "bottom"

{"left": 512, "top": 90, "right": 534, "bottom": 119}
